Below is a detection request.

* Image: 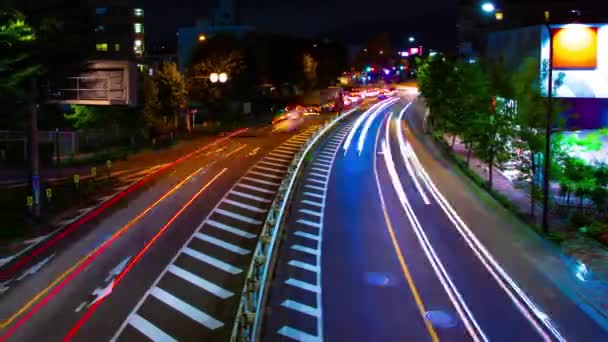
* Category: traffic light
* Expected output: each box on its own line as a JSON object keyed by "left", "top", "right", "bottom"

{"left": 365, "top": 66, "right": 372, "bottom": 72}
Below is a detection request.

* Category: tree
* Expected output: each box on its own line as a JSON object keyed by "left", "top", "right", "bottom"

{"left": 302, "top": 53, "right": 318, "bottom": 90}
{"left": 156, "top": 62, "right": 187, "bottom": 132}
{"left": 188, "top": 50, "right": 244, "bottom": 102}
{"left": 417, "top": 55, "right": 456, "bottom": 135}
{"left": 142, "top": 74, "right": 162, "bottom": 136}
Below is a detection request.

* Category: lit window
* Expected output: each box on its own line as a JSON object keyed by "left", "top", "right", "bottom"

{"left": 134, "top": 23, "right": 143, "bottom": 33}
{"left": 115, "top": 44, "right": 120, "bottom": 51}
{"left": 134, "top": 8, "right": 144, "bottom": 17}
{"left": 96, "top": 43, "right": 108, "bottom": 51}
{"left": 134, "top": 40, "right": 143, "bottom": 47}
{"left": 96, "top": 7, "right": 107, "bottom": 15}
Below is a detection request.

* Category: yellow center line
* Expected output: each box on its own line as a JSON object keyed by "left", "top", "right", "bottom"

{"left": 0, "top": 166, "right": 207, "bottom": 329}
{"left": 381, "top": 204, "right": 440, "bottom": 342}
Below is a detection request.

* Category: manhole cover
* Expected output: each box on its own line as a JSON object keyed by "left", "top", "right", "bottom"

{"left": 365, "top": 272, "right": 392, "bottom": 286}
{"left": 425, "top": 310, "right": 458, "bottom": 329}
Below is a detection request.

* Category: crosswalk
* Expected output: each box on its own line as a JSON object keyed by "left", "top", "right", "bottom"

{"left": 269, "top": 123, "right": 352, "bottom": 342}
{"left": 111, "top": 127, "right": 320, "bottom": 342}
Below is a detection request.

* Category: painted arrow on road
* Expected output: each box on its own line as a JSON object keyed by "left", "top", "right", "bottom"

{"left": 105, "top": 256, "right": 131, "bottom": 282}
{"left": 16, "top": 253, "right": 55, "bottom": 281}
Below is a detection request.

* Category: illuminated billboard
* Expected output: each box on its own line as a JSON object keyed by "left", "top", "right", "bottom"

{"left": 541, "top": 24, "right": 608, "bottom": 98}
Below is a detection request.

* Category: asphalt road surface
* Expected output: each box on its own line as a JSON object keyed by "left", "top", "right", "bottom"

{"left": 0, "top": 116, "right": 330, "bottom": 341}
{"left": 262, "top": 94, "right": 608, "bottom": 341}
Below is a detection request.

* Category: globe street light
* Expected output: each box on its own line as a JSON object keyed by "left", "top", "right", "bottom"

{"left": 209, "top": 73, "right": 219, "bottom": 83}
{"left": 408, "top": 36, "right": 415, "bottom": 43}
{"left": 481, "top": 2, "right": 495, "bottom": 13}
{"left": 219, "top": 72, "right": 228, "bottom": 83}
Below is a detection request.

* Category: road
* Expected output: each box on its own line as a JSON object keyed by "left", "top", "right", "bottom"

{"left": 262, "top": 93, "right": 608, "bottom": 341}
{"left": 0, "top": 116, "right": 331, "bottom": 341}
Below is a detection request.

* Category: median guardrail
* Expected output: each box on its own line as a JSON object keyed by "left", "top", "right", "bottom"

{"left": 230, "top": 107, "right": 358, "bottom": 341}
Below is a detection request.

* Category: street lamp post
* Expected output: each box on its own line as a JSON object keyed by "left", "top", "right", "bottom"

{"left": 542, "top": 16, "right": 554, "bottom": 233}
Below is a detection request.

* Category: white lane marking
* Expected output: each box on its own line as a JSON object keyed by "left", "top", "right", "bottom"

{"left": 183, "top": 248, "right": 242, "bottom": 274}
{"left": 215, "top": 208, "right": 262, "bottom": 225}
{"left": 305, "top": 184, "right": 326, "bottom": 192}
{"left": 168, "top": 264, "right": 233, "bottom": 299}
{"left": 248, "top": 170, "right": 283, "bottom": 179}
{"left": 259, "top": 160, "right": 288, "bottom": 168}
{"left": 129, "top": 313, "right": 177, "bottom": 342}
{"left": 105, "top": 256, "right": 132, "bottom": 282}
{"left": 236, "top": 183, "right": 275, "bottom": 194}
{"left": 277, "top": 326, "right": 319, "bottom": 342}
{"left": 276, "top": 147, "right": 299, "bottom": 153}
{"left": 358, "top": 98, "right": 399, "bottom": 153}
{"left": 396, "top": 104, "right": 431, "bottom": 205}
{"left": 297, "top": 219, "right": 321, "bottom": 228}
{"left": 194, "top": 233, "right": 250, "bottom": 255}
{"left": 16, "top": 253, "right": 55, "bottom": 281}
{"left": 326, "top": 142, "right": 340, "bottom": 147}
{"left": 380, "top": 111, "right": 485, "bottom": 341}
{"left": 265, "top": 156, "right": 291, "bottom": 163}
{"left": 253, "top": 165, "right": 285, "bottom": 174}
{"left": 222, "top": 199, "right": 265, "bottom": 213}
{"left": 270, "top": 151, "right": 293, "bottom": 158}
{"left": 243, "top": 176, "right": 280, "bottom": 186}
{"left": 313, "top": 161, "right": 331, "bottom": 167}
{"left": 282, "top": 300, "right": 320, "bottom": 317}
{"left": 282, "top": 142, "right": 302, "bottom": 148}
{"left": 285, "top": 278, "right": 320, "bottom": 293}
{"left": 75, "top": 301, "right": 88, "bottom": 313}
{"left": 298, "top": 209, "right": 322, "bottom": 217}
{"left": 230, "top": 190, "right": 271, "bottom": 203}
{"left": 150, "top": 287, "right": 224, "bottom": 330}
{"left": 309, "top": 173, "right": 328, "bottom": 179}
{"left": 307, "top": 178, "right": 326, "bottom": 185}
{"left": 303, "top": 192, "right": 324, "bottom": 199}
{"left": 294, "top": 231, "right": 320, "bottom": 241}
{"left": 291, "top": 245, "right": 319, "bottom": 256}
{"left": 310, "top": 167, "right": 329, "bottom": 174}
{"left": 288, "top": 260, "right": 319, "bottom": 272}
{"left": 319, "top": 151, "right": 333, "bottom": 157}
{"left": 343, "top": 100, "right": 386, "bottom": 153}
{"left": 301, "top": 200, "right": 323, "bottom": 209}
{"left": 206, "top": 220, "right": 256, "bottom": 239}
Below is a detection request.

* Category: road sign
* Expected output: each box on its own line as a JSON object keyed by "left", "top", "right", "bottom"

{"left": 26, "top": 196, "right": 33, "bottom": 207}
{"left": 73, "top": 174, "right": 80, "bottom": 184}
{"left": 45, "top": 188, "right": 52, "bottom": 199}
{"left": 106, "top": 160, "right": 112, "bottom": 169}
{"left": 91, "top": 167, "right": 97, "bottom": 177}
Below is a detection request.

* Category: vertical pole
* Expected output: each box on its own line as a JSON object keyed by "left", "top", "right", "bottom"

{"left": 30, "top": 78, "right": 41, "bottom": 218}
{"left": 55, "top": 128, "right": 61, "bottom": 167}
{"left": 542, "top": 23, "right": 553, "bottom": 233}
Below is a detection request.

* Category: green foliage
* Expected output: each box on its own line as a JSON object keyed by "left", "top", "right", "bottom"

{"left": 156, "top": 62, "right": 187, "bottom": 130}
{"left": 64, "top": 105, "right": 106, "bottom": 129}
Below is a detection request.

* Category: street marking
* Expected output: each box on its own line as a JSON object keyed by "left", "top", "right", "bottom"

{"left": 305, "top": 184, "right": 326, "bottom": 192}
{"left": 288, "top": 260, "right": 319, "bottom": 272}
{"left": 243, "top": 176, "right": 280, "bottom": 186}
{"left": 291, "top": 245, "right": 320, "bottom": 256}
{"left": 317, "top": 157, "right": 332, "bottom": 163}
{"left": 150, "top": 287, "right": 224, "bottom": 330}
{"left": 237, "top": 183, "right": 275, "bottom": 194}
{"left": 129, "top": 313, "right": 177, "bottom": 342}
{"left": 183, "top": 248, "right": 242, "bottom": 274}
{"left": 319, "top": 151, "right": 333, "bottom": 156}
{"left": 294, "top": 231, "right": 320, "bottom": 241}
{"left": 168, "top": 264, "right": 233, "bottom": 299}
{"left": 310, "top": 167, "right": 329, "bottom": 173}
{"left": 301, "top": 200, "right": 323, "bottom": 209}
{"left": 215, "top": 208, "right": 262, "bottom": 225}
{"left": 194, "top": 233, "right": 249, "bottom": 255}
{"left": 297, "top": 219, "right": 321, "bottom": 229}
{"left": 206, "top": 220, "right": 256, "bottom": 239}
{"left": 248, "top": 170, "right": 283, "bottom": 179}
{"left": 75, "top": 301, "right": 87, "bottom": 313}
{"left": 265, "top": 156, "right": 291, "bottom": 163}
{"left": 277, "top": 326, "right": 319, "bottom": 342}
{"left": 259, "top": 160, "right": 288, "bottom": 168}
{"left": 303, "top": 192, "right": 324, "bottom": 199}
{"left": 282, "top": 142, "right": 302, "bottom": 147}
{"left": 309, "top": 173, "right": 328, "bottom": 179}
{"left": 253, "top": 165, "right": 285, "bottom": 174}
{"left": 298, "top": 209, "right": 322, "bottom": 217}
{"left": 270, "top": 151, "right": 293, "bottom": 158}
{"left": 313, "top": 161, "right": 331, "bottom": 167}
{"left": 306, "top": 178, "right": 326, "bottom": 185}
{"left": 222, "top": 199, "right": 265, "bottom": 213}
{"left": 230, "top": 190, "right": 271, "bottom": 203}
{"left": 276, "top": 146, "right": 299, "bottom": 153}
{"left": 281, "top": 300, "right": 320, "bottom": 318}
{"left": 285, "top": 278, "right": 320, "bottom": 292}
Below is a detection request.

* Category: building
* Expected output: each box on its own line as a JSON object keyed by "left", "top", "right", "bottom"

{"left": 89, "top": 0, "right": 145, "bottom": 59}
{"left": 457, "top": 0, "right": 608, "bottom": 58}
{"left": 486, "top": 23, "right": 608, "bottom": 130}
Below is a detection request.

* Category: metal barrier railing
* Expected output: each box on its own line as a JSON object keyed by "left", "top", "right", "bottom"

{"left": 230, "top": 107, "right": 358, "bottom": 341}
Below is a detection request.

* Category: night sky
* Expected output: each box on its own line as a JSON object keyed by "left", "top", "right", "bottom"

{"left": 145, "top": 0, "right": 457, "bottom": 50}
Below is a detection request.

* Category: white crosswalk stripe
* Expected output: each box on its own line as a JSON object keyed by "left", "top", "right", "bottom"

{"left": 168, "top": 265, "right": 233, "bottom": 299}
{"left": 230, "top": 190, "right": 271, "bottom": 203}
{"left": 215, "top": 208, "right": 261, "bottom": 225}
{"left": 237, "top": 183, "right": 275, "bottom": 194}
{"left": 243, "top": 176, "right": 280, "bottom": 186}
{"left": 195, "top": 233, "right": 250, "bottom": 255}
{"left": 222, "top": 199, "right": 265, "bottom": 213}
{"left": 129, "top": 314, "right": 177, "bottom": 342}
{"left": 150, "top": 287, "right": 224, "bottom": 330}
{"left": 183, "top": 247, "right": 242, "bottom": 274}
{"left": 206, "top": 220, "right": 256, "bottom": 239}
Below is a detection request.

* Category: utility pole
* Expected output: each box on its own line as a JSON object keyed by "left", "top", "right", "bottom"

{"left": 29, "top": 78, "right": 41, "bottom": 218}
{"left": 542, "top": 17, "right": 553, "bottom": 233}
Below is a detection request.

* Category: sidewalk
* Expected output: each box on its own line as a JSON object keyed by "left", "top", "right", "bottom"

{"left": 447, "top": 135, "right": 608, "bottom": 318}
